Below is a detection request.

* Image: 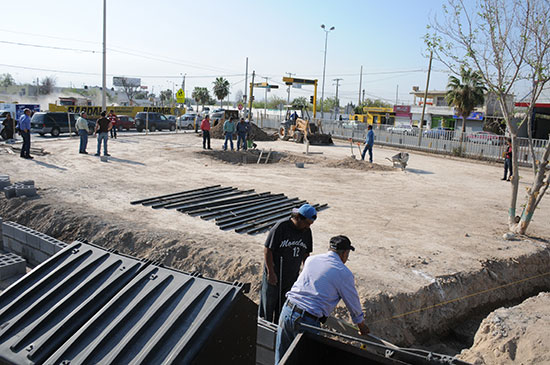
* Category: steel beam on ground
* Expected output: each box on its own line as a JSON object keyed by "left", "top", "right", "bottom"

{"left": 187, "top": 195, "right": 281, "bottom": 217}
{"left": 130, "top": 185, "right": 222, "bottom": 205}
{"left": 218, "top": 201, "right": 307, "bottom": 230}
{"left": 245, "top": 204, "right": 328, "bottom": 235}
{"left": 145, "top": 186, "right": 232, "bottom": 207}
{"left": 212, "top": 197, "right": 298, "bottom": 222}
{"left": 216, "top": 199, "right": 304, "bottom": 227}
{"left": 175, "top": 190, "right": 261, "bottom": 212}
{"left": 158, "top": 188, "right": 244, "bottom": 210}
{"left": 196, "top": 196, "right": 288, "bottom": 220}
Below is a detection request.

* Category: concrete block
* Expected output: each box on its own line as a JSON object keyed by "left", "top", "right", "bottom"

{"left": 257, "top": 324, "right": 277, "bottom": 348}
{"left": 0, "top": 176, "right": 10, "bottom": 189}
{"left": 2, "top": 221, "right": 14, "bottom": 238}
{"left": 0, "top": 252, "right": 26, "bottom": 281}
{"left": 53, "top": 242, "right": 68, "bottom": 253}
{"left": 39, "top": 237, "right": 56, "bottom": 255}
{"left": 29, "top": 249, "right": 51, "bottom": 265}
{"left": 15, "top": 185, "right": 37, "bottom": 197}
{"left": 4, "top": 237, "right": 23, "bottom": 256}
{"left": 4, "top": 186, "right": 16, "bottom": 199}
{"left": 26, "top": 231, "right": 41, "bottom": 250}
{"left": 12, "top": 226, "right": 27, "bottom": 244}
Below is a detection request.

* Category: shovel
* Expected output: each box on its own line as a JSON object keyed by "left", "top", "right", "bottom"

{"left": 348, "top": 138, "right": 356, "bottom": 159}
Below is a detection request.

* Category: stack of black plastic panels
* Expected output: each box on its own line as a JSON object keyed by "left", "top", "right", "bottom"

{"left": 0, "top": 241, "right": 257, "bottom": 365}
{"left": 131, "top": 185, "right": 328, "bottom": 235}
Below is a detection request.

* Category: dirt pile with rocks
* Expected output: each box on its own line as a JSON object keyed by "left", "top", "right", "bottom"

{"left": 458, "top": 292, "right": 550, "bottom": 364}
{"left": 325, "top": 156, "right": 395, "bottom": 171}
{"left": 210, "top": 121, "right": 276, "bottom": 141}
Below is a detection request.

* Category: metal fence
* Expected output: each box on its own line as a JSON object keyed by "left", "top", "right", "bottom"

{"left": 257, "top": 115, "right": 549, "bottom": 166}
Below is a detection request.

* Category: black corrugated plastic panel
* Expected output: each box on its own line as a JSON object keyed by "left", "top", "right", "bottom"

{"left": 0, "top": 241, "right": 257, "bottom": 365}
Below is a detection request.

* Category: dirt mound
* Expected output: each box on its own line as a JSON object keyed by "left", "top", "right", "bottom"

{"left": 197, "top": 149, "right": 283, "bottom": 164}
{"left": 458, "top": 292, "right": 550, "bottom": 364}
{"left": 210, "top": 121, "right": 275, "bottom": 141}
{"left": 325, "top": 156, "right": 395, "bottom": 171}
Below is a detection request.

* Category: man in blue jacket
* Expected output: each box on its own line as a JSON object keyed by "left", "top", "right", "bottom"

{"left": 17, "top": 108, "right": 33, "bottom": 159}
{"left": 361, "top": 124, "right": 374, "bottom": 162}
{"left": 236, "top": 118, "right": 250, "bottom": 151}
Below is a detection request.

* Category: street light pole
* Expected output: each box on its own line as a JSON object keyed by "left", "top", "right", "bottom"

{"left": 320, "top": 24, "right": 334, "bottom": 120}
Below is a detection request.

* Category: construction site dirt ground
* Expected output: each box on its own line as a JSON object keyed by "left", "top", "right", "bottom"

{"left": 1, "top": 131, "right": 549, "bottom": 358}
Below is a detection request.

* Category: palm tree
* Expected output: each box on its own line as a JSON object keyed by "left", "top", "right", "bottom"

{"left": 212, "top": 77, "right": 230, "bottom": 109}
{"left": 192, "top": 87, "right": 210, "bottom": 112}
{"left": 445, "top": 67, "right": 487, "bottom": 146}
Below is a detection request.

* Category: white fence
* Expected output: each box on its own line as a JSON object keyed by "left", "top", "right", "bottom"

{"left": 257, "top": 115, "right": 548, "bottom": 166}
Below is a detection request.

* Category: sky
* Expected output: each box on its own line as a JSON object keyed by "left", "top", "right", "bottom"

{"left": 1, "top": 0, "right": 455, "bottom": 106}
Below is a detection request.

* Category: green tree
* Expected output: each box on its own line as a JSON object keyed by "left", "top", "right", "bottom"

{"left": 192, "top": 87, "right": 210, "bottom": 112}
{"left": 0, "top": 73, "right": 15, "bottom": 87}
{"left": 354, "top": 99, "right": 392, "bottom": 113}
{"left": 212, "top": 77, "right": 230, "bottom": 109}
{"left": 445, "top": 66, "right": 486, "bottom": 145}
{"left": 267, "top": 96, "right": 287, "bottom": 110}
{"left": 159, "top": 89, "right": 173, "bottom": 106}
{"left": 291, "top": 97, "right": 309, "bottom": 110}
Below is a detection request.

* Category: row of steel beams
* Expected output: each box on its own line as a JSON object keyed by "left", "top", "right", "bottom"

{"left": 134, "top": 186, "right": 328, "bottom": 234}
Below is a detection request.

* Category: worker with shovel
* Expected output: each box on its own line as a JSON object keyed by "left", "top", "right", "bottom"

{"left": 259, "top": 204, "right": 316, "bottom": 324}
{"left": 275, "top": 235, "right": 369, "bottom": 363}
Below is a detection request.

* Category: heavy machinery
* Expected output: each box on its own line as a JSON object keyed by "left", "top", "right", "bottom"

{"left": 278, "top": 108, "right": 333, "bottom": 145}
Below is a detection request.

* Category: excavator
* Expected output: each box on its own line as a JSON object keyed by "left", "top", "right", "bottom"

{"left": 278, "top": 108, "right": 333, "bottom": 145}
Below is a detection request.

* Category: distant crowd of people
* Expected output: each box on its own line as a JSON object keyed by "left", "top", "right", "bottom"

{"left": 200, "top": 115, "right": 252, "bottom": 151}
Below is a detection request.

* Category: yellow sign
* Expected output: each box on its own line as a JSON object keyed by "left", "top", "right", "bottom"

{"left": 176, "top": 89, "right": 185, "bottom": 103}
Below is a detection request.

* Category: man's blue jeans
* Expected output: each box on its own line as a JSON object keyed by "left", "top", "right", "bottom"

{"left": 275, "top": 301, "right": 320, "bottom": 364}
{"left": 78, "top": 129, "right": 88, "bottom": 152}
{"left": 97, "top": 132, "right": 108, "bottom": 155}
{"left": 361, "top": 144, "right": 373, "bottom": 162}
{"left": 237, "top": 133, "right": 247, "bottom": 150}
{"left": 223, "top": 133, "right": 234, "bottom": 150}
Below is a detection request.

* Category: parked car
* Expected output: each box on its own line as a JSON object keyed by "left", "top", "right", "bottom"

{"left": 134, "top": 112, "right": 176, "bottom": 132}
{"left": 30, "top": 112, "right": 77, "bottom": 137}
{"left": 423, "top": 127, "right": 454, "bottom": 139}
{"left": 177, "top": 114, "right": 199, "bottom": 129}
{"left": 187, "top": 105, "right": 194, "bottom": 111}
{"left": 387, "top": 124, "right": 418, "bottom": 135}
{"left": 166, "top": 115, "right": 177, "bottom": 123}
{"left": 465, "top": 131, "right": 503, "bottom": 145}
{"left": 116, "top": 115, "right": 135, "bottom": 131}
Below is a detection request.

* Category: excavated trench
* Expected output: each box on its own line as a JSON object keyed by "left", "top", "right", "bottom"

{"left": 1, "top": 197, "right": 549, "bottom": 357}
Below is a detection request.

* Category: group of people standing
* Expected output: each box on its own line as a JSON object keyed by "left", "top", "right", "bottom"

{"left": 75, "top": 110, "right": 116, "bottom": 156}
{"left": 200, "top": 116, "right": 251, "bottom": 151}
{"left": 259, "top": 203, "right": 369, "bottom": 363}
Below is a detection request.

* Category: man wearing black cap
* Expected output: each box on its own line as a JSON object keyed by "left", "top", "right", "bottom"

{"left": 275, "top": 235, "right": 369, "bottom": 363}
{"left": 259, "top": 203, "right": 317, "bottom": 323}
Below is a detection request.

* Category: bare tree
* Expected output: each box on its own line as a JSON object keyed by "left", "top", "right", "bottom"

{"left": 426, "top": 0, "right": 550, "bottom": 234}
{"left": 39, "top": 75, "right": 56, "bottom": 95}
{"left": 118, "top": 77, "right": 139, "bottom": 105}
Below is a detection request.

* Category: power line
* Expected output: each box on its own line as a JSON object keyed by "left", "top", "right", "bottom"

{"left": 0, "top": 40, "right": 98, "bottom": 53}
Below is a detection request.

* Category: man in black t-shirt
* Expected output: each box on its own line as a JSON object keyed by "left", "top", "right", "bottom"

{"left": 94, "top": 111, "right": 112, "bottom": 156}
{"left": 259, "top": 204, "right": 317, "bottom": 323}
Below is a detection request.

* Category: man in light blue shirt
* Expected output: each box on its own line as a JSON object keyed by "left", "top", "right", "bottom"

{"left": 223, "top": 117, "right": 236, "bottom": 151}
{"left": 275, "top": 235, "right": 369, "bottom": 363}
{"left": 361, "top": 124, "right": 374, "bottom": 162}
{"left": 17, "top": 108, "right": 33, "bottom": 159}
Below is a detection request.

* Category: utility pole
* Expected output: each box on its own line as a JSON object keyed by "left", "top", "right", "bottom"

{"left": 102, "top": 0, "right": 106, "bottom": 111}
{"left": 395, "top": 84, "right": 399, "bottom": 105}
{"left": 263, "top": 77, "right": 269, "bottom": 119}
{"left": 248, "top": 71, "right": 255, "bottom": 120}
{"left": 358, "top": 65, "right": 363, "bottom": 107}
{"left": 418, "top": 51, "right": 433, "bottom": 146}
{"left": 333, "top": 78, "right": 343, "bottom": 116}
{"left": 286, "top": 72, "right": 295, "bottom": 105}
{"left": 244, "top": 57, "right": 248, "bottom": 117}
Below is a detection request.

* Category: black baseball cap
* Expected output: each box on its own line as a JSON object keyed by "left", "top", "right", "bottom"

{"left": 329, "top": 235, "right": 355, "bottom": 251}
